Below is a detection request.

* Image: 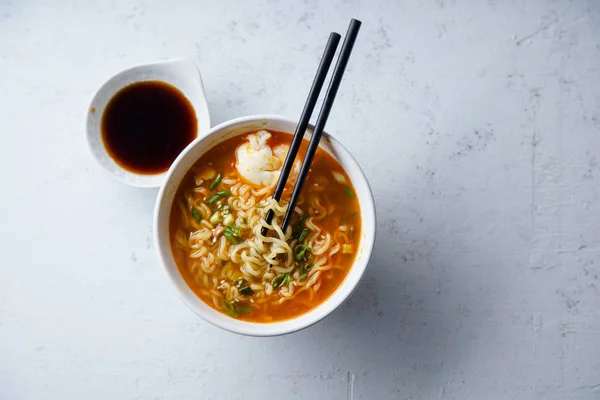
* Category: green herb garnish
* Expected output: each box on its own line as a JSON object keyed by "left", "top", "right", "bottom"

{"left": 292, "top": 217, "right": 305, "bottom": 239}
{"left": 191, "top": 207, "right": 202, "bottom": 222}
{"left": 234, "top": 279, "right": 246, "bottom": 288}
{"left": 210, "top": 173, "right": 223, "bottom": 190}
{"left": 226, "top": 225, "right": 240, "bottom": 236}
{"left": 223, "top": 231, "right": 240, "bottom": 244}
{"left": 300, "top": 262, "right": 314, "bottom": 276}
{"left": 272, "top": 273, "right": 288, "bottom": 289}
{"left": 238, "top": 306, "right": 253, "bottom": 315}
{"left": 222, "top": 299, "right": 238, "bottom": 317}
{"left": 294, "top": 245, "right": 312, "bottom": 261}
{"left": 298, "top": 229, "right": 309, "bottom": 243}
{"left": 222, "top": 299, "right": 253, "bottom": 318}
{"left": 239, "top": 286, "right": 255, "bottom": 296}
{"left": 344, "top": 187, "right": 355, "bottom": 198}
{"left": 224, "top": 225, "right": 242, "bottom": 244}
{"left": 207, "top": 191, "right": 231, "bottom": 204}
{"left": 234, "top": 279, "right": 254, "bottom": 296}
{"left": 299, "top": 274, "right": 307, "bottom": 281}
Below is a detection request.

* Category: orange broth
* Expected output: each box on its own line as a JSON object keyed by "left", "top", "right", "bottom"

{"left": 169, "top": 130, "right": 361, "bottom": 322}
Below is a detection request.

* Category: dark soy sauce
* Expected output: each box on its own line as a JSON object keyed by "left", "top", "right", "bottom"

{"left": 101, "top": 81, "right": 197, "bottom": 175}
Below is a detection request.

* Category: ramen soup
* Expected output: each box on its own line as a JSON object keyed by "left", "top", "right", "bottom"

{"left": 169, "top": 130, "right": 361, "bottom": 322}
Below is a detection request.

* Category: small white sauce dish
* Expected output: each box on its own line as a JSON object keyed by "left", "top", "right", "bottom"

{"left": 153, "top": 115, "right": 377, "bottom": 336}
{"left": 85, "top": 59, "right": 211, "bottom": 188}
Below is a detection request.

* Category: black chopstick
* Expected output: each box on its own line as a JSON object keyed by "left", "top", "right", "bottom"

{"left": 280, "top": 18, "right": 361, "bottom": 231}
{"left": 261, "top": 32, "right": 341, "bottom": 236}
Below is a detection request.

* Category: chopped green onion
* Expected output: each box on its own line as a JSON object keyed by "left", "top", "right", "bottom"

{"left": 242, "top": 217, "right": 248, "bottom": 224}
{"left": 285, "top": 274, "right": 292, "bottom": 284}
{"left": 224, "top": 225, "right": 242, "bottom": 243}
{"left": 292, "top": 217, "right": 305, "bottom": 239}
{"left": 223, "top": 214, "right": 235, "bottom": 226}
{"left": 209, "top": 211, "right": 222, "bottom": 224}
{"left": 209, "top": 173, "right": 223, "bottom": 190}
{"left": 208, "top": 191, "right": 231, "bottom": 204}
{"left": 272, "top": 273, "right": 288, "bottom": 289}
{"left": 223, "top": 224, "right": 242, "bottom": 244}
{"left": 223, "top": 231, "right": 240, "bottom": 244}
{"left": 222, "top": 299, "right": 238, "bottom": 317}
{"left": 217, "top": 204, "right": 229, "bottom": 211}
{"left": 295, "top": 245, "right": 312, "bottom": 261}
{"left": 298, "top": 229, "right": 309, "bottom": 243}
{"left": 234, "top": 279, "right": 256, "bottom": 296}
{"left": 239, "top": 286, "right": 255, "bottom": 296}
{"left": 300, "top": 262, "right": 314, "bottom": 275}
{"left": 342, "top": 244, "right": 354, "bottom": 254}
{"left": 344, "top": 187, "right": 355, "bottom": 198}
{"left": 332, "top": 171, "right": 347, "bottom": 184}
{"left": 234, "top": 279, "right": 247, "bottom": 289}
{"left": 238, "top": 306, "right": 253, "bottom": 315}
{"left": 191, "top": 207, "right": 202, "bottom": 222}
{"left": 299, "top": 274, "right": 307, "bottom": 281}
{"left": 226, "top": 225, "right": 241, "bottom": 236}
{"left": 222, "top": 299, "right": 253, "bottom": 317}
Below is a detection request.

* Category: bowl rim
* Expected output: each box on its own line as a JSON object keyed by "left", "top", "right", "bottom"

{"left": 154, "top": 114, "right": 376, "bottom": 336}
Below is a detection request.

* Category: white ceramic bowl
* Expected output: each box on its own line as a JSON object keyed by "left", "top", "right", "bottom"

{"left": 86, "top": 59, "right": 211, "bottom": 188}
{"left": 154, "top": 115, "right": 376, "bottom": 336}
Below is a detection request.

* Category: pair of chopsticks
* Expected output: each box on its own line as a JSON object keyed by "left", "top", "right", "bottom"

{"left": 262, "top": 18, "right": 361, "bottom": 236}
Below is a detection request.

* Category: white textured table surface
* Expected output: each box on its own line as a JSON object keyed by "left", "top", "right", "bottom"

{"left": 2, "top": 1, "right": 600, "bottom": 399}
